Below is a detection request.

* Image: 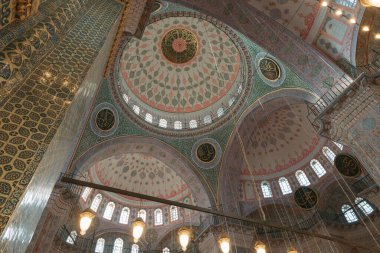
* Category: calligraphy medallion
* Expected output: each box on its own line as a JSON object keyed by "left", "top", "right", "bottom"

{"left": 294, "top": 187, "right": 318, "bottom": 210}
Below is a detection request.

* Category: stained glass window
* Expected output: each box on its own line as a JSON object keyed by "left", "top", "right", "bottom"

{"left": 355, "top": 198, "right": 374, "bottom": 216}
{"left": 341, "top": 204, "right": 358, "bottom": 223}
{"left": 66, "top": 231, "right": 77, "bottom": 245}
{"left": 90, "top": 194, "right": 102, "bottom": 212}
{"left": 155, "top": 208, "right": 163, "bottom": 225}
{"left": 295, "top": 170, "right": 311, "bottom": 186}
{"left": 322, "top": 146, "right": 336, "bottom": 164}
{"left": 119, "top": 207, "right": 130, "bottom": 224}
{"left": 95, "top": 238, "right": 105, "bottom": 253}
{"left": 310, "top": 159, "right": 326, "bottom": 177}
{"left": 113, "top": 238, "right": 123, "bottom": 253}
{"left": 81, "top": 187, "right": 92, "bottom": 201}
{"left": 261, "top": 181, "right": 273, "bottom": 198}
{"left": 138, "top": 209, "right": 146, "bottom": 222}
{"left": 279, "top": 177, "right": 292, "bottom": 195}
{"left": 170, "top": 206, "right": 179, "bottom": 221}
{"left": 103, "top": 202, "right": 115, "bottom": 220}
{"left": 132, "top": 244, "right": 139, "bottom": 253}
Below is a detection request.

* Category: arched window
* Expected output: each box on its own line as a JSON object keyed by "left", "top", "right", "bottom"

{"left": 159, "top": 119, "right": 167, "bottom": 128}
{"left": 228, "top": 97, "right": 235, "bottom": 106}
{"left": 155, "top": 208, "right": 163, "bottom": 225}
{"left": 341, "top": 204, "right": 358, "bottom": 223}
{"left": 145, "top": 113, "right": 153, "bottom": 123}
{"left": 334, "top": 0, "right": 357, "bottom": 8}
{"left": 174, "top": 121, "right": 182, "bottom": 130}
{"left": 204, "top": 115, "right": 212, "bottom": 124}
{"left": 138, "top": 209, "right": 146, "bottom": 222}
{"left": 295, "top": 170, "right": 311, "bottom": 186}
{"left": 103, "top": 202, "right": 115, "bottom": 220}
{"left": 132, "top": 244, "right": 139, "bottom": 253}
{"left": 81, "top": 187, "right": 92, "bottom": 201}
{"left": 170, "top": 206, "right": 179, "bottom": 221}
{"left": 333, "top": 141, "right": 343, "bottom": 150}
{"left": 163, "top": 247, "right": 170, "bottom": 253}
{"left": 310, "top": 159, "right": 326, "bottom": 177}
{"left": 113, "top": 238, "right": 123, "bottom": 253}
{"left": 355, "top": 198, "right": 374, "bottom": 216}
{"left": 279, "top": 177, "right": 292, "bottom": 195}
{"left": 189, "top": 120, "right": 198, "bottom": 129}
{"left": 123, "top": 94, "right": 129, "bottom": 103}
{"left": 119, "top": 207, "right": 130, "bottom": 224}
{"left": 133, "top": 105, "right": 140, "bottom": 115}
{"left": 90, "top": 194, "right": 102, "bottom": 212}
{"left": 95, "top": 238, "right": 105, "bottom": 253}
{"left": 217, "top": 107, "right": 224, "bottom": 117}
{"left": 261, "top": 181, "right": 273, "bottom": 198}
{"left": 66, "top": 230, "right": 77, "bottom": 245}
{"left": 322, "top": 146, "right": 336, "bottom": 164}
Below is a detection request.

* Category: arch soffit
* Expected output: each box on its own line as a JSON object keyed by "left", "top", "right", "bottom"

{"left": 71, "top": 136, "right": 214, "bottom": 209}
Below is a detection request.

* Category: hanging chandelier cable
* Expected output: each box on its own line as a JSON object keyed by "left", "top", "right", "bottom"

{"left": 61, "top": 175, "right": 380, "bottom": 252}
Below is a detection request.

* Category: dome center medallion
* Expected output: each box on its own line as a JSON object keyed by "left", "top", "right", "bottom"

{"left": 161, "top": 28, "right": 198, "bottom": 64}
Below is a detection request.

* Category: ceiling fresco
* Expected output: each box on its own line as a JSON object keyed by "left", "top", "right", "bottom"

{"left": 116, "top": 14, "right": 250, "bottom": 132}
{"left": 88, "top": 153, "right": 191, "bottom": 206}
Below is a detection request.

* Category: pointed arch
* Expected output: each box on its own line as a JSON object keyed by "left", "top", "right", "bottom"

{"left": 333, "top": 141, "right": 343, "bottom": 150}
{"left": 341, "top": 204, "right": 358, "bottom": 223}
{"left": 163, "top": 247, "right": 170, "bottom": 253}
{"left": 95, "top": 238, "right": 105, "bottom": 253}
{"left": 119, "top": 207, "right": 130, "bottom": 224}
{"left": 103, "top": 202, "right": 115, "bottom": 220}
{"left": 295, "top": 170, "right": 311, "bottom": 186}
{"left": 90, "top": 194, "right": 102, "bottom": 212}
{"left": 310, "top": 159, "right": 326, "bottom": 177}
{"left": 279, "top": 177, "right": 292, "bottom": 195}
{"left": 355, "top": 198, "right": 374, "bottom": 216}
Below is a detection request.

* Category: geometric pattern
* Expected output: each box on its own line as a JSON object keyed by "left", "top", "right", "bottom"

{"left": 0, "top": 0, "right": 122, "bottom": 233}
{"left": 119, "top": 16, "right": 241, "bottom": 113}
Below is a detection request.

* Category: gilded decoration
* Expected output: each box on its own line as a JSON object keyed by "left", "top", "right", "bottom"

{"left": 196, "top": 143, "right": 216, "bottom": 163}
{"left": 161, "top": 28, "right": 198, "bottom": 64}
{"left": 96, "top": 109, "right": 115, "bottom": 131}
{"left": 259, "top": 57, "right": 281, "bottom": 81}
{"left": 334, "top": 154, "right": 361, "bottom": 178}
{"left": 294, "top": 187, "right": 318, "bottom": 210}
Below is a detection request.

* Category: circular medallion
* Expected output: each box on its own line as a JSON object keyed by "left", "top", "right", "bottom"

{"left": 255, "top": 52, "right": 286, "bottom": 88}
{"left": 96, "top": 109, "right": 115, "bottom": 131}
{"left": 90, "top": 103, "right": 119, "bottom": 137}
{"left": 196, "top": 143, "right": 216, "bottom": 163}
{"left": 161, "top": 28, "right": 198, "bottom": 64}
{"left": 334, "top": 154, "right": 361, "bottom": 178}
{"left": 192, "top": 138, "right": 222, "bottom": 169}
{"left": 259, "top": 57, "right": 281, "bottom": 81}
{"left": 294, "top": 187, "right": 318, "bottom": 210}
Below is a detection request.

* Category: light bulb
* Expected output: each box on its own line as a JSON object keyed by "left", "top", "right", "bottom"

{"left": 375, "top": 33, "right": 380, "bottom": 39}
{"left": 178, "top": 226, "right": 193, "bottom": 252}
{"left": 218, "top": 235, "right": 231, "bottom": 253}
{"left": 362, "top": 26, "right": 370, "bottom": 32}
{"left": 254, "top": 241, "right": 266, "bottom": 253}
{"left": 349, "top": 18, "right": 356, "bottom": 24}
{"left": 79, "top": 210, "right": 95, "bottom": 236}
{"left": 335, "top": 9, "right": 343, "bottom": 16}
{"left": 132, "top": 218, "right": 145, "bottom": 243}
{"left": 360, "top": 0, "right": 380, "bottom": 7}
{"left": 321, "top": 1, "right": 328, "bottom": 6}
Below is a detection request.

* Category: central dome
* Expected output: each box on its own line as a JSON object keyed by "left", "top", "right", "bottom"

{"left": 114, "top": 14, "right": 251, "bottom": 134}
